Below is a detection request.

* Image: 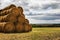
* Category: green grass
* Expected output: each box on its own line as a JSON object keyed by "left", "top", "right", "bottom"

{"left": 0, "top": 28, "right": 60, "bottom": 40}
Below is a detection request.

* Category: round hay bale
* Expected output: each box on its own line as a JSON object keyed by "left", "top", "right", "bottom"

{"left": 6, "top": 14, "right": 17, "bottom": 22}
{"left": 25, "top": 19, "right": 29, "bottom": 24}
{"left": 0, "top": 15, "right": 8, "bottom": 22}
{"left": 18, "top": 14, "right": 25, "bottom": 19}
{"left": 18, "top": 7, "right": 23, "bottom": 15}
{"left": 18, "top": 16, "right": 25, "bottom": 23}
{"left": 15, "top": 23, "right": 24, "bottom": 32}
{"left": 28, "top": 24, "right": 32, "bottom": 31}
{"left": 0, "top": 4, "right": 16, "bottom": 16}
{"left": 20, "top": 13, "right": 25, "bottom": 18}
{"left": 0, "top": 22, "right": 6, "bottom": 32}
{"left": 24, "top": 24, "right": 29, "bottom": 32}
{"left": 24, "top": 24, "right": 32, "bottom": 32}
{"left": 0, "top": 10, "right": 9, "bottom": 16}
{"left": 18, "top": 7, "right": 25, "bottom": 18}
{"left": 11, "top": 7, "right": 20, "bottom": 17}
{"left": 0, "top": 14, "right": 17, "bottom": 22}
{"left": 2, "top": 4, "right": 16, "bottom": 10}
{"left": 4, "top": 22, "right": 15, "bottom": 33}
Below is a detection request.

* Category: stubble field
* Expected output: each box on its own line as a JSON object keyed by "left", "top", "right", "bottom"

{"left": 0, "top": 28, "right": 60, "bottom": 40}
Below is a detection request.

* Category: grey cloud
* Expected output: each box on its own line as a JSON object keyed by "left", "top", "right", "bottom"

{"left": 29, "top": 3, "right": 60, "bottom": 11}
{"left": 46, "top": 13, "right": 60, "bottom": 16}
{"left": 30, "top": 15, "right": 60, "bottom": 20}
{"left": 42, "top": 3, "right": 60, "bottom": 10}
{"left": 30, "top": 5, "right": 41, "bottom": 11}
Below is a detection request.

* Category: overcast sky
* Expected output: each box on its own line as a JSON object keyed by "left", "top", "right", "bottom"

{"left": 0, "top": 0, "right": 60, "bottom": 24}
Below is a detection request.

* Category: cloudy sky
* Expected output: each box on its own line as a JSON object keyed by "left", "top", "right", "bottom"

{"left": 0, "top": 0, "right": 60, "bottom": 24}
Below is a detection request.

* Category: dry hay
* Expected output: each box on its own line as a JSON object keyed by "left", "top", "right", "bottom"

{"left": 24, "top": 23, "right": 32, "bottom": 32}
{"left": 6, "top": 14, "right": 17, "bottom": 22}
{"left": 15, "top": 23, "right": 24, "bottom": 32}
{"left": 0, "top": 14, "right": 8, "bottom": 22}
{"left": 24, "top": 24, "right": 32, "bottom": 31}
{"left": 28, "top": 24, "right": 32, "bottom": 31}
{"left": 25, "top": 19, "right": 29, "bottom": 24}
{"left": 11, "top": 7, "right": 20, "bottom": 17}
{"left": 0, "top": 10, "right": 9, "bottom": 16}
{"left": 17, "top": 16, "right": 25, "bottom": 23}
{"left": 24, "top": 24, "right": 29, "bottom": 32}
{"left": 4, "top": 22, "right": 15, "bottom": 33}
{"left": 0, "top": 4, "right": 16, "bottom": 16}
{"left": 18, "top": 13, "right": 25, "bottom": 18}
{"left": 2, "top": 4, "right": 16, "bottom": 11}
{"left": 0, "top": 14, "right": 17, "bottom": 22}
{"left": 18, "top": 7, "right": 23, "bottom": 15}
{"left": 18, "top": 7, "right": 25, "bottom": 18}
{"left": 0, "top": 22, "right": 6, "bottom": 32}
{"left": 53, "top": 37, "right": 60, "bottom": 40}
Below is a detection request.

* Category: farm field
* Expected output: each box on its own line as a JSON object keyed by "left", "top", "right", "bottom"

{"left": 0, "top": 28, "right": 60, "bottom": 40}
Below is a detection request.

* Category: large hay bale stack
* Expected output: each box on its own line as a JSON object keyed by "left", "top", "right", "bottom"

{"left": 0, "top": 4, "right": 32, "bottom": 33}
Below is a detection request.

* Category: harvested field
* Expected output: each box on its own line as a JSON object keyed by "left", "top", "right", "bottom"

{"left": 0, "top": 28, "right": 60, "bottom": 40}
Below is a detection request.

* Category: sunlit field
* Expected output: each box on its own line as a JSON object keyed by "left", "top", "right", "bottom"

{"left": 0, "top": 28, "right": 60, "bottom": 40}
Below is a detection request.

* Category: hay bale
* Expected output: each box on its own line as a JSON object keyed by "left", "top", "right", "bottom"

{"left": 2, "top": 4, "right": 16, "bottom": 10}
{"left": 0, "top": 10, "right": 9, "bottom": 16}
{"left": 0, "top": 14, "right": 8, "bottom": 22}
{"left": 6, "top": 14, "right": 17, "bottom": 22}
{"left": 0, "top": 4, "right": 16, "bottom": 16}
{"left": 23, "top": 24, "right": 28, "bottom": 32}
{"left": 18, "top": 16, "right": 25, "bottom": 23}
{"left": 18, "top": 7, "right": 23, "bottom": 15}
{"left": 0, "top": 22, "right": 6, "bottom": 32}
{"left": 11, "top": 7, "right": 20, "bottom": 17}
{"left": 0, "top": 14, "right": 17, "bottom": 22}
{"left": 24, "top": 24, "right": 29, "bottom": 32}
{"left": 15, "top": 23, "right": 24, "bottom": 32}
{"left": 20, "top": 14, "right": 25, "bottom": 18}
{"left": 28, "top": 24, "right": 32, "bottom": 31}
{"left": 4, "top": 22, "right": 15, "bottom": 33}
{"left": 24, "top": 24, "right": 32, "bottom": 32}
{"left": 25, "top": 19, "right": 29, "bottom": 24}
{"left": 18, "top": 7, "right": 25, "bottom": 17}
